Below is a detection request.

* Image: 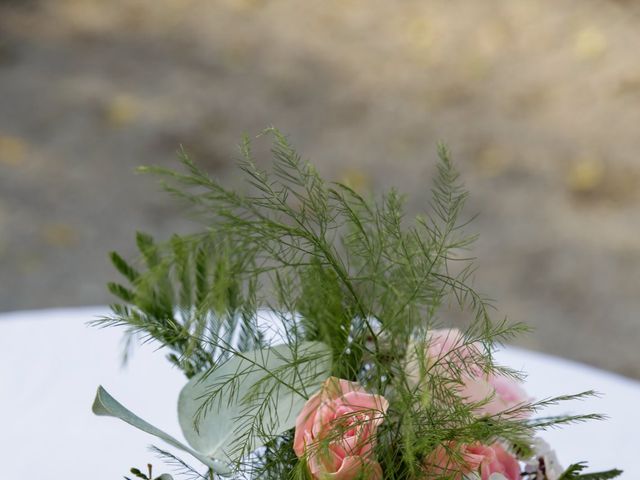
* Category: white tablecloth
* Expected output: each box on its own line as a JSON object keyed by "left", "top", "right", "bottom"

{"left": 1, "top": 307, "right": 637, "bottom": 478}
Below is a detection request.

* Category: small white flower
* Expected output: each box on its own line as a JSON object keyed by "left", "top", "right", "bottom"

{"left": 525, "top": 438, "right": 564, "bottom": 480}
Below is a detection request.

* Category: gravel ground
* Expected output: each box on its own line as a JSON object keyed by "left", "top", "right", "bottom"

{"left": 1, "top": 0, "right": 639, "bottom": 377}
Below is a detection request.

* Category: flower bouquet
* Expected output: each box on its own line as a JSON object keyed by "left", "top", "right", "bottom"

{"left": 93, "top": 129, "right": 622, "bottom": 480}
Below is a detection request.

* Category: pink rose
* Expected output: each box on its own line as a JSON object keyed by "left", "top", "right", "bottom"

{"left": 424, "top": 442, "right": 521, "bottom": 480}
{"left": 426, "top": 329, "right": 470, "bottom": 358}
{"left": 422, "top": 442, "right": 484, "bottom": 479}
{"left": 425, "top": 329, "right": 481, "bottom": 376}
{"left": 459, "top": 373, "right": 531, "bottom": 418}
{"left": 467, "top": 443, "right": 521, "bottom": 480}
{"left": 405, "top": 328, "right": 480, "bottom": 394}
{"left": 418, "top": 329, "right": 530, "bottom": 418}
{"left": 293, "top": 377, "right": 389, "bottom": 479}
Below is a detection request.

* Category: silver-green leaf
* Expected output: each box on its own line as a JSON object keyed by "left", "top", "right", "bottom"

{"left": 177, "top": 341, "right": 332, "bottom": 465}
{"left": 92, "top": 386, "right": 232, "bottom": 475}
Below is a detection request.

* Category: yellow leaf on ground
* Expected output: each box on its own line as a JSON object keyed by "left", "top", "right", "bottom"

{"left": 404, "top": 17, "right": 436, "bottom": 52}
{"left": 0, "top": 135, "right": 27, "bottom": 166}
{"left": 567, "top": 157, "right": 605, "bottom": 193}
{"left": 104, "top": 94, "right": 140, "bottom": 127}
{"left": 41, "top": 224, "right": 79, "bottom": 248}
{"left": 339, "top": 168, "right": 370, "bottom": 193}
{"left": 476, "top": 145, "right": 511, "bottom": 177}
{"left": 574, "top": 26, "right": 607, "bottom": 60}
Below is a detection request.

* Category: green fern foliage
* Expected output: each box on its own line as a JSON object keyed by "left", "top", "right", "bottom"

{"left": 558, "top": 462, "right": 622, "bottom": 479}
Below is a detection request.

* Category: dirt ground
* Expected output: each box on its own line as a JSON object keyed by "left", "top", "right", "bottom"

{"left": 1, "top": 0, "right": 639, "bottom": 378}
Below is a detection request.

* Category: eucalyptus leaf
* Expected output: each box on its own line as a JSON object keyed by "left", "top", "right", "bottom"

{"left": 92, "top": 386, "right": 232, "bottom": 475}
{"left": 178, "top": 341, "right": 331, "bottom": 464}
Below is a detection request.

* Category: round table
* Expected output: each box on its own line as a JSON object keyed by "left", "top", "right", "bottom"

{"left": 1, "top": 307, "right": 636, "bottom": 478}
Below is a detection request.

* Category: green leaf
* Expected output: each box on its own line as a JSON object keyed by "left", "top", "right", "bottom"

{"left": 136, "top": 231, "right": 160, "bottom": 267}
{"left": 578, "top": 469, "right": 624, "bottom": 480}
{"left": 107, "top": 282, "right": 135, "bottom": 303}
{"left": 109, "top": 251, "right": 140, "bottom": 283}
{"left": 129, "top": 468, "right": 147, "bottom": 479}
{"left": 558, "top": 462, "right": 623, "bottom": 480}
{"left": 177, "top": 341, "right": 331, "bottom": 464}
{"left": 92, "top": 386, "right": 231, "bottom": 475}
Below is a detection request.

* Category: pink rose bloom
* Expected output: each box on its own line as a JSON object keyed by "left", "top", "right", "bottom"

{"left": 467, "top": 443, "right": 521, "bottom": 480}
{"left": 425, "top": 328, "right": 481, "bottom": 376}
{"left": 406, "top": 328, "right": 480, "bottom": 391}
{"left": 422, "top": 442, "right": 483, "bottom": 479}
{"left": 424, "top": 442, "right": 521, "bottom": 480}
{"left": 460, "top": 373, "right": 531, "bottom": 418}
{"left": 293, "top": 377, "right": 389, "bottom": 480}
{"left": 419, "top": 329, "right": 531, "bottom": 418}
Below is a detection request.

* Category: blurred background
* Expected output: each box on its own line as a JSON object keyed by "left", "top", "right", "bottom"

{"left": 1, "top": 0, "right": 639, "bottom": 378}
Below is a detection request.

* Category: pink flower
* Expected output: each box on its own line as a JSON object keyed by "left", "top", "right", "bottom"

{"left": 423, "top": 442, "right": 521, "bottom": 480}
{"left": 467, "top": 443, "right": 521, "bottom": 480}
{"left": 414, "top": 329, "right": 531, "bottom": 418}
{"left": 405, "top": 328, "right": 480, "bottom": 394}
{"left": 425, "top": 329, "right": 481, "bottom": 376}
{"left": 293, "top": 377, "right": 389, "bottom": 479}
{"left": 460, "top": 373, "right": 531, "bottom": 418}
{"left": 422, "top": 442, "right": 484, "bottom": 479}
